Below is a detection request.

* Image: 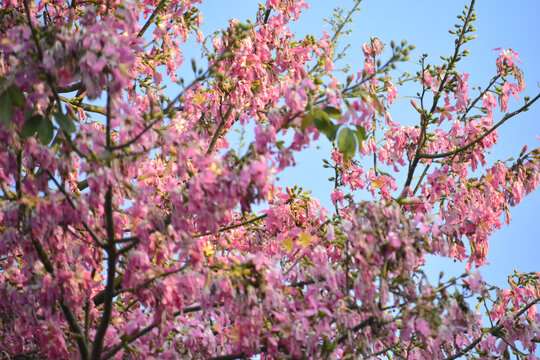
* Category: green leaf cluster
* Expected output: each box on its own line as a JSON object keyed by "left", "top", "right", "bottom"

{"left": 0, "top": 86, "right": 25, "bottom": 127}
{"left": 302, "top": 108, "right": 339, "bottom": 142}
{"left": 21, "top": 114, "right": 53, "bottom": 144}
{"left": 302, "top": 105, "right": 367, "bottom": 162}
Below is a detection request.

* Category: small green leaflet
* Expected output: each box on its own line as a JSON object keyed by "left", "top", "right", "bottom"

{"left": 7, "top": 86, "right": 25, "bottom": 108}
{"left": 337, "top": 128, "right": 357, "bottom": 162}
{"left": 354, "top": 124, "right": 366, "bottom": 147}
{"left": 0, "top": 86, "right": 26, "bottom": 127}
{"left": 313, "top": 110, "right": 338, "bottom": 141}
{"left": 38, "top": 118, "right": 54, "bottom": 145}
{"left": 0, "top": 91, "right": 13, "bottom": 127}
{"left": 368, "top": 92, "right": 384, "bottom": 115}
{"left": 54, "top": 111, "right": 76, "bottom": 133}
{"left": 323, "top": 106, "right": 341, "bottom": 119}
{"left": 21, "top": 115, "right": 44, "bottom": 138}
{"left": 301, "top": 112, "right": 314, "bottom": 131}
{"left": 303, "top": 108, "right": 361, "bottom": 154}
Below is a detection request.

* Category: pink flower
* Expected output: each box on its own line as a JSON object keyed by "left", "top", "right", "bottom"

{"left": 386, "top": 81, "right": 398, "bottom": 104}
{"left": 331, "top": 149, "right": 343, "bottom": 165}
{"left": 421, "top": 70, "right": 434, "bottom": 88}
{"left": 415, "top": 319, "right": 430, "bottom": 340}
{"left": 362, "top": 42, "right": 372, "bottom": 58}
{"left": 124, "top": 321, "right": 139, "bottom": 337}
{"left": 482, "top": 92, "right": 497, "bottom": 115}
{"left": 285, "top": 87, "right": 305, "bottom": 112}
{"left": 371, "top": 37, "right": 385, "bottom": 56}
{"left": 465, "top": 271, "right": 483, "bottom": 293}
{"left": 330, "top": 189, "right": 344, "bottom": 206}
{"left": 494, "top": 47, "right": 521, "bottom": 74}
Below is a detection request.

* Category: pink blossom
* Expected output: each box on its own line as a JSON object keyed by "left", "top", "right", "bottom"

{"left": 330, "top": 189, "right": 344, "bottom": 206}
{"left": 285, "top": 87, "right": 305, "bottom": 112}
{"left": 0, "top": 2, "right": 538, "bottom": 360}
{"left": 386, "top": 81, "right": 398, "bottom": 104}
{"left": 494, "top": 47, "right": 521, "bottom": 74}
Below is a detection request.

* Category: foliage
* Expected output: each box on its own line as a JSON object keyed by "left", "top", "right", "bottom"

{"left": 0, "top": 0, "right": 538, "bottom": 359}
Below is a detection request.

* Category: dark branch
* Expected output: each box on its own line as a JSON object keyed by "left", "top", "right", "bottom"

{"left": 137, "top": 0, "right": 167, "bottom": 38}
{"left": 90, "top": 187, "right": 117, "bottom": 357}
{"left": 419, "top": 92, "right": 540, "bottom": 160}
{"left": 443, "top": 296, "right": 540, "bottom": 360}
{"left": 57, "top": 81, "right": 83, "bottom": 93}
{"left": 194, "top": 214, "right": 267, "bottom": 238}
{"left": 206, "top": 106, "right": 234, "bottom": 156}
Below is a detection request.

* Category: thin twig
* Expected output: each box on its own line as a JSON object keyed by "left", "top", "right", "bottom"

{"left": 57, "top": 81, "right": 83, "bottom": 93}
{"left": 194, "top": 214, "right": 267, "bottom": 238}
{"left": 206, "top": 106, "right": 234, "bottom": 156}
{"left": 137, "top": 0, "right": 167, "bottom": 38}
{"left": 61, "top": 96, "right": 106, "bottom": 115}
{"left": 402, "top": 0, "right": 476, "bottom": 191}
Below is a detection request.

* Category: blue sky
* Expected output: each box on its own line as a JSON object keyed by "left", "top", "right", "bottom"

{"left": 181, "top": 0, "right": 540, "bottom": 289}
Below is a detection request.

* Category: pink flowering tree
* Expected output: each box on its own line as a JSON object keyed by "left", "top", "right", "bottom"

{"left": 0, "top": 0, "right": 539, "bottom": 359}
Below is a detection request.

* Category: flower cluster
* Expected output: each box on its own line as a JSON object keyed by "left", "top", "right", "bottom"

{"left": 0, "top": 0, "right": 538, "bottom": 359}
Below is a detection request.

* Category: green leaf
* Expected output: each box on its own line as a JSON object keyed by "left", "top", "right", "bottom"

{"left": 313, "top": 110, "right": 330, "bottom": 131}
{"left": 313, "top": 110, "right": 338, "bottom": 141}
{"left": 369, "top": 92, "right": 384, "bottom": 115}
{"left": 337, "top": 128, "right": 357, "bottom": 162}
{"left": 38, "top": 118, "right": 54, "bottom": 144}
{"left": 323, "top": 106, "right": 342, "bottom": 119}
{"left": 325, "top": 124, "right": 339, "bottom": 142}
{"left": 0, "top": 91, "right": 14, "bottom": 127}
{"left": 301, "top": 112, "right": 314, "bottom": 131}
{"left": 354, "top": 125, "right": 367, "bottom": 147}
{"left": 7, "top": 86, "right": 25, "bottom": 108}
{"left": 21, "top": 115, "right": 44, "bottom": 138}
{"left": 54, "top": 111, "right": 76, "bottom": 133}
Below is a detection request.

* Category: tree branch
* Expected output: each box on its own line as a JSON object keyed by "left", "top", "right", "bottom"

{"left": 194, "top": 214, "right": 267, "bottom": 238}
{"left": 419, "top": 92, "right": 540, "bottom": 160}
{"left": 137, "top": 0, "right": 168, "bottom": 38}
{"left": 30, "top": 233, "right": 90, "bottom": 360}
{"left": 402, "top": 0, "right": 476, "bottom": 191}
{"left": 336, "top": 316, "right": 375, "bottom": 345}
{"left": 61, "top": 96, "right": 106, "bottom": 115}
{"left": 90, "top": 188, "right": 117, "bottom": 360}
{"left": 207, "top": 353, "right": 247, "bottom": 360}
{"left": 206, "top": 106, "right": 234, "bottom": 156}
{"left": 443, "top": 296, "right": 540, "bottom": 360}
{"left": 57, "top": 81, "right": 83, "bottom": 93}
{"left": 91, "top": 87, "right": 115, "bottom": 357}
{"left": 101, "top": 304, "right": 204, "bottom": 360}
